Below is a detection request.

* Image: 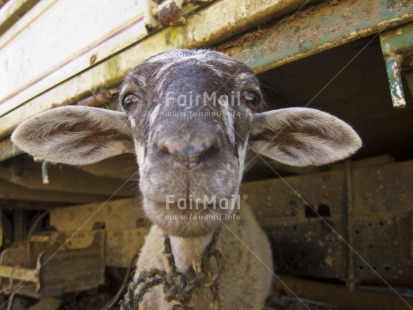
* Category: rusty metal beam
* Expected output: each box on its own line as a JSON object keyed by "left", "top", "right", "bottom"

{"left": 380, "top": 22, "right": 413, "bottom": 109}
{"left": 0, "top": 231, "right": 106, "bottom": 297}
{"left": 278, "top": 276, "right": 413, "bottom": 310}
{"left": 222, "top": 0, "right": 413, "bottom": 73}
{"left": 381, "top": 22, "right": 413, "bottom": 56}
{"left": 37, "top": 231, "right": 105, "bottom": 297}
{"left": 241, "top": 159, "right": 413, "bottom": 281}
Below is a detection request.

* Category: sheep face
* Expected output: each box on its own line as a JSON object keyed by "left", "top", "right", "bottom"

{"left": 11, "top": 49, "right": 362, "bottom": 239}
{"left": 119, "top": 50, "right": 260, "bottom": 237}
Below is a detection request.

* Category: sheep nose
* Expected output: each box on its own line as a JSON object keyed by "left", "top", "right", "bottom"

{"left": 158, "top": 136, "right": 221, "bottom": 168}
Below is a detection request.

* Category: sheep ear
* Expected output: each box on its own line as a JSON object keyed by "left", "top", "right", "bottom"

{"left": 11, "top": 106, "right": 134, "bottom": 165}
{"left": 249, "top": 108, "right": 362, "bottom": 167}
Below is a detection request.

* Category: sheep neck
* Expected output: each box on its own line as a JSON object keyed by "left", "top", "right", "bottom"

{"left": 169, "top": 232, "right": 215, "bottom": 273}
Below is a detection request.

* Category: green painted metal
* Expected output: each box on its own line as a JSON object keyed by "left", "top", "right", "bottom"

{"left": 384, "top": 56, "right": 407, "bottom": 108}
{"left": 380, "top": 23, "right": 413, "bottom": 109}
{"left": 223, "top": 0, "right": 413, "bottom": 73}
{"left": 381, "top": 22, "right": 413, "bottom": 55}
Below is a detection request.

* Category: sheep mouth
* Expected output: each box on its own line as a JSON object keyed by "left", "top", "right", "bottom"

{"left": 143, "top": 197, "right": 235, "bottom": 237}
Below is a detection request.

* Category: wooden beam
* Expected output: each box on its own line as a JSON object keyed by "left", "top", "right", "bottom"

{"left": 0, "top": 179, "right": 114, "bottom": 203}
{"left": 2, "top": 157, "right": 136, "bottom": 196}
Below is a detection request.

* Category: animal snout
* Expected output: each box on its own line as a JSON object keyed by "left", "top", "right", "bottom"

{"left": 158, "top": 135, "right": 221, "bottom": 168}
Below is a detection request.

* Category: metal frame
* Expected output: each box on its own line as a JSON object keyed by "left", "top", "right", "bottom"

{"left": 380, "top": 23, "right": 413, "bottom": 108}
{"left": 1, "top": 0, "right": 413, "bottom": 161}
{"left": 0, "top": 0, "right": 310, "bottom": 144}
{"left": 241, "top": 159, "right": 413, "bottom": 284}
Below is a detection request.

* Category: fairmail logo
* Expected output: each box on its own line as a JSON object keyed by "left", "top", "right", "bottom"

{"left": 165, "top": 194, "right": 242, "bottom": 210}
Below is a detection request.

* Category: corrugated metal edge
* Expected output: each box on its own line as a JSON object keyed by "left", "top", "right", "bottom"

{"left": 0, "top": 0, "right": 312, "bottom": 147}
{"left": 0, "top": 0, "right": 40, "bottom": 36}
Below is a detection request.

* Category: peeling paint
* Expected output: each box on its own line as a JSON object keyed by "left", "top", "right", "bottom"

{"left": 383, "top": 56, "right": 407, "bottom": 109}
{"left": 222, "top": 0, "right": 413, "bottom": 74}
{"left": 380, "top": 23, "right": 413, "bottom": 109}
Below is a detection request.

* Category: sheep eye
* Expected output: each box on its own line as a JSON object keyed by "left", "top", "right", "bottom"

{"left": 243, "top": 91, "right": 261, "bottom": 108}
{"left": 122, "top": 94, "right": 140, "bottom": 111}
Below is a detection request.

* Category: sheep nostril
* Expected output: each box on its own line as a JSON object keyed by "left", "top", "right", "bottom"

{"left": 158, "top": 142, "right": 170, "bottom": 154}
{"left": 157, "top": 136, "right": 220, "bottom": 167}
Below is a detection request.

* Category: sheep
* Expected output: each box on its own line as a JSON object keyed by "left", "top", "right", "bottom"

{"left": 11, "top": 49, "right": 362, "bottom": 309}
